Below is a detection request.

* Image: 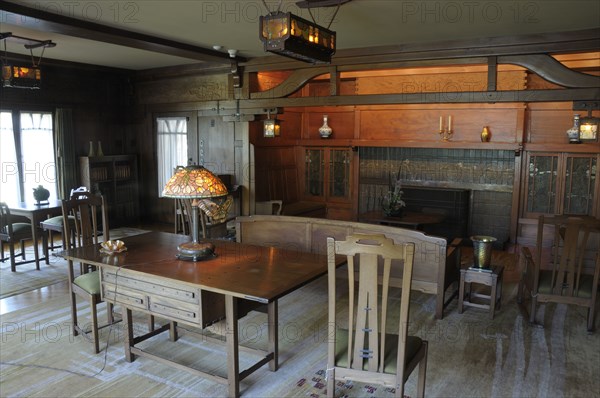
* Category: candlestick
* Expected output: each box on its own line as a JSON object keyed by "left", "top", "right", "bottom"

{"left": 439, "top": 116, "right": 443, "bottom": 131}
{"left": 448, "top": 115, "right": 452, "bottom": 130}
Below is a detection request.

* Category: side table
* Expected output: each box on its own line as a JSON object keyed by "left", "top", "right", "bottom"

{"left": 458, "top": 265, "right": 504, "bottom": 319}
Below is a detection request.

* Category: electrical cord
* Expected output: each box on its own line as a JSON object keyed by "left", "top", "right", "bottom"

{"left": 1, "top": 252, "right": 131, "bottom": 379}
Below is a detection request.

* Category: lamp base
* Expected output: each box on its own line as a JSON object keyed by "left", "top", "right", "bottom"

{"left": 176, "top": 241, "right": 216, "bottom": 261}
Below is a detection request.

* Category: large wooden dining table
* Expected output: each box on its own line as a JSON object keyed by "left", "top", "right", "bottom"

{"left": 60, "top": 231, "right": 341, "bottom": 397}
{"left": 6, "top": 199, "right": 63, "bottom": 269}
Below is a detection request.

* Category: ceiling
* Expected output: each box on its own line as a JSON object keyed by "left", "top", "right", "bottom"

{"left": 1, "top": 0, "right": 599, "bottom": 71}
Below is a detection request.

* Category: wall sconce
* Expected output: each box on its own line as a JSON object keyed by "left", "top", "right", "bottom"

{"left": 579, "top": 111, "right": 599, "bottom": 142}
{"left": 263, "top": 110, "right": 280, "bottom": 138}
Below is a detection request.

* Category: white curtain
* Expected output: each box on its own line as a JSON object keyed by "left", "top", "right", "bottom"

{"left": 157, "top": 117, "right": 188, "bottom": 196}
{"left": 54, "top": 108, "right": 77, "bottom": 200}
{"left": 0, "top": 112, "right": 18, "bottom": 202}
{"left": 20, "top": 112, "right": 57, "bottom": 201}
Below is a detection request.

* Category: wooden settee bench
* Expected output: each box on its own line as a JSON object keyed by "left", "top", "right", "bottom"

{"left": 235, "top": 215, "right": 461, "bottom": 319}
{"left": 281, "top": 201, "right": 327, "bottom": 218}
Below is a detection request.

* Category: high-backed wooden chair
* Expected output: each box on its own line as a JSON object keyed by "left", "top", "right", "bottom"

{"left": 518, "top": 214, "right": 600, "bottom": 332}
{"left": 326, "top": 233, "right": 427, "bottom": 398}
{"left": 62, "top": 194, "right": 116, "bottom": 353}
{"left": 41, "top": 187, "right": 89, "bottom": 253}
{"left": 0, "top": 202, "right": 38, "bottom": 272}
{"left": 255, "top": 200, "right": 283, "bottom": 215}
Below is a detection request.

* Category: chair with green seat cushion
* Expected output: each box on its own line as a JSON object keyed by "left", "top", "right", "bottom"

{"left": 518, "top": 214, "right": 600, "bottom": 332}
{"left": 0, "top": 202, "right": 38, "bottom": 272}
{"left": 40, "top": 187, "right": 88, "bottom": 251}
{"left": 326, "top": 233, "right": 428, "bottom": 398}
{"left": 62, "top": 194, "right": 116, "bottom": 353}
{"left": 40, "top": 214, "right": 75, "bottom": 251}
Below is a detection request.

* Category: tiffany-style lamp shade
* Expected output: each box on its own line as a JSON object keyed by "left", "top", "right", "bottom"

{"left": 162, "top": 165, "right": 228, "bottom": 260}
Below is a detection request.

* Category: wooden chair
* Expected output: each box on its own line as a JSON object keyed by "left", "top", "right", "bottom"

{"left": 0, "top": 202, "right": 40, "bottom": 272}
{"left": 326, "top": 233, "right": 427, "bottom": 398}
{"left": 179, "top": 196, "right": 233, "bottom": 239}
{"left": 62, "top": 194, "right": 117, "bottom": 353}
{"left": 518, "top": 214, "right": 600, "bottom": 332}
{"left": 40, "top": 187, "right": 89, "bottom": 252}
{"left": 255, "top": 200, "right": 283, "bottom": 215}
{"left": 174, "top": 198, "right": 190, "bottom": 235}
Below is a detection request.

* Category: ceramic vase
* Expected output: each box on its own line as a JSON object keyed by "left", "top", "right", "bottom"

{"left": 319, "top": 115, "right": 332, "bottom": 138}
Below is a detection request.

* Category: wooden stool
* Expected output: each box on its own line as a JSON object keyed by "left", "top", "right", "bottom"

{"left": 458, "top": 265, "right": 504, "bottom": 319}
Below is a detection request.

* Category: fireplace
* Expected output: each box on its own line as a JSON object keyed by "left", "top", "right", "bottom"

{"left": 401, "top": 186, "right": 469, "bottom": 240}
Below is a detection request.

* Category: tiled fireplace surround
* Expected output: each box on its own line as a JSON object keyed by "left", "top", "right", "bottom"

{"left": 359, "top": 147, "right": 514, "bottom": 246}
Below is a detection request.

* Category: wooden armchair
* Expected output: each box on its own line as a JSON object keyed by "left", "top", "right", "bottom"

{"left": 518, "top": 214, "right": 600, "bottom": 332}
{"left": 326, "top": 233, "right": 427, "bottom": 398}
{"left": 62, "top": 194, "right": 118, "bottom": 353}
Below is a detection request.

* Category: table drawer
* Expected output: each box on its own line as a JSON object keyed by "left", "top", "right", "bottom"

{"left": 102, "top": 269, "right": 201, "bottom": 304}
{"left": 149, "top": 296, "right": 202, "bottom": 325}
{"left": 102, "top": 283, "right": 148, "bottom": 310}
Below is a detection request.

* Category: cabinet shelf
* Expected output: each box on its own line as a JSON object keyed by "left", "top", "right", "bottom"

{"left": 80, "top": 155, "right": 139, "bottom": 226}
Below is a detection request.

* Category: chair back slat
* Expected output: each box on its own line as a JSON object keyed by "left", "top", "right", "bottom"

{"left": 328, "top": 233, "right": 415, "bottom": 376}
{"left": 61, "top": 194, "right": 109, "bottom": 250}
{"left": 538, "top": 215, "right": 600, "bottom": 298}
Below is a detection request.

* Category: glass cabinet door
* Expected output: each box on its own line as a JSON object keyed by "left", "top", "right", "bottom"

{"left": 563, "top": 155, "right": 597, "bottom": 215}
{"left": 329, "top": 149, "right": 351, "bottom": 200}
{"left": 305, "top": 148, "right": 324, "bottom": 197}
{"left": 525, "top": 152, "right": 598, "bottom": 217}
{"left": 304, "top": 147, "right": 352, "bottom": 202}
{"left": 526, "top": 154, "right": 559, "bottom": 214}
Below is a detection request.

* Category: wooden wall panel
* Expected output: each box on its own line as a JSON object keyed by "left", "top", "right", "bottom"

{"left": 358, "top": 104, "right": 523, "bottom": 143}
{"left": 356, "top": 71, "right": 526, "bottom": 95}
{"left": 527, "top": 102, "right": 600, "bottom": 144}
{"left": 254, "top": 146, "right": 299, "bottom": 203}
{"left": 135, "top": 74, "right": 229, "bottom": 103}
{"left": 305, "top": 108, "right": 355, "bottom": 140}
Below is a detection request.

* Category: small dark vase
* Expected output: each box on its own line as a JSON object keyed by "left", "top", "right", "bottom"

{"left": 383, "top": 207, "right": 404, "bottom": 217}
{"left": 33, "top": 185, "right": 50, "bottom": 204}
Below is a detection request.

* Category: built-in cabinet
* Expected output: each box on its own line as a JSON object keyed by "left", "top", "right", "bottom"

{"left": 80, "top": 155, "right": 139, "bottom": 226}
{"left": 524, "top": 152, "right": 599, "bottom": 217}
{"left": 302, "top": 147, "right": 354, "bottom": 220}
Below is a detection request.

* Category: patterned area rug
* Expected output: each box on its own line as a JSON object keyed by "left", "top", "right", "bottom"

{"left": 1, "top": 268, "right": 599, "bottom": 397}
{"left": 293, "top": 369, "right": 406, "bottom": 398}
{"left": 0, "top": 227, "right": 149, "bottom": 299}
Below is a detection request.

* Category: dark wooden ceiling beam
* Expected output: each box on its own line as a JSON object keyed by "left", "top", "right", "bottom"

{"left": 0, "top": 0, "right": 244, "bottom": 65}
{"left": 188, "top": 88, "right": 600, "bottom": 114}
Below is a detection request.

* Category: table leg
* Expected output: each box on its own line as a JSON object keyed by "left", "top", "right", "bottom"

{"left": 490, "top": 276, "right": 498, "bottom": 320}
{"left": 169, "top": 321, "right": 178, "bottom": 341}
{"left": 225, "top": 295, "right": 240, "bottom": 398}
{"left": 458, "top": 271, "right": 465, "bottom": 314}
{"left": 124, "top": 308, "right": 135, "bottom": 362}
{"left": 30, "top": 223, "right": 41, "bottom": 270}
{"left": 267, "top": 300, "right": 278, "bottom": 371}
